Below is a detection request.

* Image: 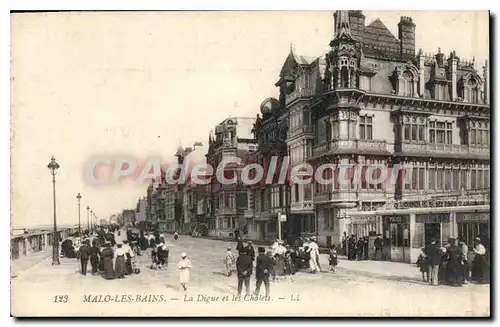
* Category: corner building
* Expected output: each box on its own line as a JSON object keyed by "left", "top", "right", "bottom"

{"left": 254, "top": 10, "right": 489, "bottom": 261}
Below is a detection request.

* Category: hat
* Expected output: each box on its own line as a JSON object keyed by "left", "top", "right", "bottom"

{"left": 475, "top": 237, "right": 481, "bottom": 242}
{"left": 258, "top": 247, "right": 265, "bottom": 253}
{"left": 123, "top": 240, "right": 128, "bottom": 244}
{"left": 117, "top": 243, "right": 122, "bottom": 248}
{"left": 181, "top": 252, "right": 187, "bottom": 258}
{"left": 310, "top": 236, "right": 317, "bottom": 241}
{"left": 227, "top": 247, "right": 231, "bottom": 251}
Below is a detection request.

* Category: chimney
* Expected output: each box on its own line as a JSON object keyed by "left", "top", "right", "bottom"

{"left": 447, "top": 50, "right": 458, "bottom": 100}
{"left": 435, "top": 48, "right": 444, "bottom": 67}
{"left": 348, "top": 10, "right": 365, "bottom": 39}
{"left": 483, "top": 60, "right": 489, "bottom": 104}
{"left": 417, "top": 49, "right": 425, "bottom": 97}
{"left": 398, "top": 16, "right": 415, "bottom": 59}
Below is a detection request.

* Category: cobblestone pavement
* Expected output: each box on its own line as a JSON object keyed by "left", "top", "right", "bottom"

{"left": 11, "top": 231, "right": 490, "bottom": 317}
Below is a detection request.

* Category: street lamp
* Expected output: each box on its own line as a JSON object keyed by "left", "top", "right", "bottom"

{"left": 86, "top": 206, "right": 90, "bottom": 233}
{"left": 47, "top": 156, "right": 60, "bottom": 265}
{"left": 76, "top": 193, "right": 82, "bottom": 240}
{"left": 89, "top": 210, "right": 92, "bottom": 231}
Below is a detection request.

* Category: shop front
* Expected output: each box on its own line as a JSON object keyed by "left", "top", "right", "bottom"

{"left": 457, "top": 212, "right": 490, "bottom": 249}
{"left": 382, "top": 215, "right": 411, "bottom": 263}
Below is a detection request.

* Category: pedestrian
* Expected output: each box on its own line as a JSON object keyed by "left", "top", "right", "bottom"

{"left": 102, "top": 242, "right": 115, "bottom": 279}
{"left": 445, "top": 238, "right": 461, "bottom": 286}
{"left": 348, "top": 235, "right": 357, "bottom": 260}
{"left": 159, "top": 233, "right": 166, "bottom": 244}
{"left": 247, "top": 241, "right": 256, "bottom": 262}
{"left": 424, "top": 239, "right": 441, "bottom": 286}
{"left": 471, "top": 237, "right": 487, "bottom": 284}
{"left": 458, "top": 238, "right": 469, "bottom": 285}
{"left": 254, "top": 247, "right": 272, "bottom": 297}
{"left": 328, "top": 245, "right": 338, "bottom": 273}
{"left": 114, "top": 243, "right": 127, "bottom": 279}
{"left": 178, "top": 253, "right": 192, "bottom": 292}
{"left": 266, "top": 250, "right": 276, "bottom": 281}
{"left": 356, "top": 237, "right": 364, "bottom": 261}
{"left": 374, "top": 234, "right": 383, "bottom": 260}
{"left": 307, "top": 236, "right": 321, "bottom": 273}
{"left": 416, "top": 247, "right": 428, "bottom": 282}
{"left": 122, "top": 240, "right": 134, "bottom": 275}
{"left": 78, "top": 239, "right": 90, "bottom": 276}
{"left": 224, "top": 247, "right": 236, "bottom": 276}
{"left": 148, "top": 233, "right": 156, "bottom": 248}
{"left": 89, "top": 239, "right": 101, "bottom": 275}
{"left": 174, "top": 231, "right": 179, "bottom": 240}
{"left": 236, "top": 248, "right": 253, "bottom": 297}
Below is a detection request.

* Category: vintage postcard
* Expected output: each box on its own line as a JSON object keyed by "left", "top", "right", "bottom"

{"left": 10, "top": 10, "right": 490, "bottom": 317}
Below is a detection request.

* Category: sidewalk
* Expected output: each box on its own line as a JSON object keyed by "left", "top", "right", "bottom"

{"left": 11, "top": 248, "right": 52, "bottom": 278}
{"left": 331, "top": 255, "right": 422, "bottom": 283}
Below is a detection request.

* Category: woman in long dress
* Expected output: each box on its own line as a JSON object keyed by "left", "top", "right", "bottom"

{"left": 102, "top": 242, "right": 115, "bottom": 279}
{"left": 307, "top": 237, "right": 321, "bottom": 273}
{"left": 471, "top": 238, "right": 487, "bottom": 284}
{"left": 114, "top": 244, "right": 127, "bottom": 279}
{"left": 178, "top": 252, "right": 192, "bottom": 291}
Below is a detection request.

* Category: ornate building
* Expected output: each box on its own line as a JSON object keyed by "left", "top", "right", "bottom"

{"left": 244, "top": 98, "right": 290, "bottom": 242}
{"left": 250, "top": 10, "right": 489, "bottom": 261}
{"left": 206, "top": 117, "right": 258, "bottom": 237}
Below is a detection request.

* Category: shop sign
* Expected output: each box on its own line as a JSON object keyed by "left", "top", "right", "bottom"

{"left": 456, "top": 212, "right": 489, "bottom": 223}
{"left": 388, "top": 216, "right": 407, "bottom": 223}
{"left": 416, "top": 213, "right": 450, "bottom": 223}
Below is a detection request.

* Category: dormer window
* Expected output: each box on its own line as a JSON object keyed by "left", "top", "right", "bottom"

{"left": 394, "top": 63, "right": 419, "bottom": 97}
{"left": 458, "top": 73, "right": 482, "bottom": 104}
{"left": 401, "top": 70, "right": 415, "bottom": 97}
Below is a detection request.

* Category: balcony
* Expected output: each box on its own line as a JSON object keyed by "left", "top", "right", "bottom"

{"left": 244, "top": 210, "right": 254, "bottom": 219}
{"left": 285, "top": 88, "right": 314, "bottom": 105}
{"left": 287, "top": 125, "right": 313, "bottom": 139}
{"left": 216, "top": 207, "right": 237, "bottom": 216}
{"left": 290, "top": 200, "right": 314, "bottom": 213}
{"left": 396, "top": 142, "right": 489, "bottom": 160}
{"left": 313, "top": 139, "right": 389, "bottom": 158}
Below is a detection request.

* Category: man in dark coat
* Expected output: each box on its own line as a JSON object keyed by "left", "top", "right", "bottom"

{"left": 236, "top": 248, "right": 253, "bottom": 297}
{"left": 445, "top": 238, "right": 461, "bottom": 286}
{"left": 102, "top": 242, "right": 115, "bottom": 279}
{"left": 78, "top": 239, "right": 91, "bottom": 276}
{"left": 254, "top": 247, "right": 273, "bottom": 297}
{"left": 374, "top": 234, "right": 383, "bottom": 260}
{"left": 356, "top": 237, "right": 364, "bottom": 261}
{"left": 424, "top": 239, "right": 441, "bottom": 286}
{"left": 89, "top": 239, "right": 101, "bottom": 275}
{"left": 247, "top": 241, "right": 256, "bottom": 262}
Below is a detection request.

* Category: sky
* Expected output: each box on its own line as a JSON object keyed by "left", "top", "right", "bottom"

{"left": 11, "top": 11, "right": 489, "bottom": 229}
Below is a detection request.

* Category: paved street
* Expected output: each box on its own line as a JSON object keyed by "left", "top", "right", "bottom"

{"left": 11, "top": 231, "right": 490, "bottom": 317}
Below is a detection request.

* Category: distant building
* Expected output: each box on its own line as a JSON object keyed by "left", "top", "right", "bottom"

{"left": 206, "top": 117, "right": 258, "bottom": 238}
{"left": 136, "top": 197, "right": 147, "bottom": 222}
{"left": 122, "top": 209, "right": 136, "bottom": 226}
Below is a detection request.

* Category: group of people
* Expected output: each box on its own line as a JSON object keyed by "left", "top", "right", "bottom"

{"left": 344, "top": 235, "right": 374, "bottom": 261}
{"left": 225, "top": 235, "right": 336, "bottom": 297}
{"left": 230, "top": 239, "right": 274, "bottom": 297}
{"left": 77, "top": 238, "right": 136, "bottom": 279}
{"left": 417, "top": 237, "right": 488, "bottom": 286}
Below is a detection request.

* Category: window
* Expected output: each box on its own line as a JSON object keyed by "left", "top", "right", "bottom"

{"left": 404, "top": 116, "right": 426, "bottom": 142}
{"left": 294, "top": 184, "right": 299, "bottom": 202}
{"left": 341, "top": 67, "right": 349, "bottom": 88}
{"left": 469, "top": 121, "right": 489, "bottom": 146}
{"left": 462, "top": 78, "right": 480, "bottom": 104}
{"left": 359, "top": 115, "right": 373, "bottom": 140}
{"left": 359, "top": 75, "right": 372, "bottom": 91}
{"left": 429, "top": 121, "right": 453, "bottom": 144}
{"left": 404, "top": 161, "right": 425, "bottom": 191}
{"left": 460, "top": 170, "right": 467, "bottom": 190}
{"left": 400, "top": 71, "right": 415, "bottom": 97}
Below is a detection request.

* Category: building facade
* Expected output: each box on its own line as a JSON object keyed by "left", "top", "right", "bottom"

{"left": 135, "top": 197, "right": 147, "bottom": 223}
{"left": 247, "top": 10, "right": 490, "bottom": 257}
{"left": 206, "top": 117, "right": 258, "bottom": 238}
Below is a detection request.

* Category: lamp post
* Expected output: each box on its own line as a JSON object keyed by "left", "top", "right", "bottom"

{"left": 76, "top": 193, "right": 82, "bottom": 240}
{"left": 86, "top": 206, "right": 90, "bottom": 234}
{"left": 47, "top": 156, "right": 60, "bottom": 265}
{"left": 89, "top": 210, "right": 92, "bottom": 232}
